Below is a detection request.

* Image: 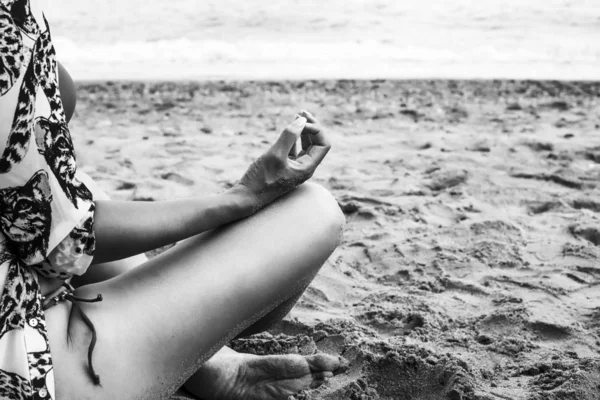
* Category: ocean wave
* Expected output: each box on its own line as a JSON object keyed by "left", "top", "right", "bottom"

{"left": 53, "top": 37, "right": 600, "bottom": 81}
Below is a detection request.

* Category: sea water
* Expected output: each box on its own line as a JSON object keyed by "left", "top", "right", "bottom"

{"left": 44, "top": 0, "right": 600, "bottom": 81}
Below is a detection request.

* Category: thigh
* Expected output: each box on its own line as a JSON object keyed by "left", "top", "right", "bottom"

{"left": 45, "top": 183, "right": 344, "bottom": 400}
{"left": 71, "top": 254, "right": 148, "bottom": 287}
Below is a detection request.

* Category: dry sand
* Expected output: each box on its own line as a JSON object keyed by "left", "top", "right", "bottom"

{"left": 71, "top": 80, "right": 600, "bottom": 400}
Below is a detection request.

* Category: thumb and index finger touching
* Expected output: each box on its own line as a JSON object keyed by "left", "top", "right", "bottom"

{"left": 297, "top": 110, "right": 330, "bottom": 165}
{"left": 272, "top": 110, "right": 330, "bottom": 163}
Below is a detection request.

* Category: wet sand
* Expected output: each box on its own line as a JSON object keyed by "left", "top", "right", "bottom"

{"left": 71, "top": 80, "right": 600, "bottom": 400}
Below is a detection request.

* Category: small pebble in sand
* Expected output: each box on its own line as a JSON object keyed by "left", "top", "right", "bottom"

{"left": 476, "top": 334, "right": 494, "bottom": 345}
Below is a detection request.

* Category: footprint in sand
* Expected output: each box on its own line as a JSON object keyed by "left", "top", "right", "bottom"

{"left": 160, "top": 172, "right": 195, "bottom": 186}
{"left": 425, "top": 169, "right": 468, "bottom": 191}
{"left": 569, "top": 224, "right": 600, "bottom": 246}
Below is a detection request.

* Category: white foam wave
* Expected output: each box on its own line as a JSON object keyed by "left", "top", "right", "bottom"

{"left": 52, "top": 36, "right": 600, "bottom": 81}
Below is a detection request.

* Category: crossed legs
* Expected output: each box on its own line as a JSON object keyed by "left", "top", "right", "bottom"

{"left": 44, "top": 183, "right": 345, "bottom": 400}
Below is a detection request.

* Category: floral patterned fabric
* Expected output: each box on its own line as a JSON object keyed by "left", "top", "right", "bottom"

{"left": 0, "top": 1, "right": 97, "bottom": 398}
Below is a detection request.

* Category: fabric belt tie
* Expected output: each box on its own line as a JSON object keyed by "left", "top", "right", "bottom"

{"left": 42, "top": 283, "right": 103, "bottom": 385}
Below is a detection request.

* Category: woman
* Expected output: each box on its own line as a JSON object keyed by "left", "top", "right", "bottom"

{"left": 0, "top": 1, "right": 347, "bottom": 399}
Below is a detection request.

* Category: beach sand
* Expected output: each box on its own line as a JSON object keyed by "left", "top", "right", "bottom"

{"left": 71, "top": 80, "right": 600, "bottom": 400}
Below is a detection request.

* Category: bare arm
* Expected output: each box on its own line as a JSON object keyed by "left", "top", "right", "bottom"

{"left": 91, "top": 187, "right": 255, "bottom": 264}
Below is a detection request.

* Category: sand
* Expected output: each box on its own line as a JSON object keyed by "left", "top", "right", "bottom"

{"left": 70, "top": 80, "right": 600, "bottom": 400}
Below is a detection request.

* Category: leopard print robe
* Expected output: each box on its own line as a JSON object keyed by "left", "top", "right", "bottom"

{"left": 0, "top": 1, "right": 97, "bottom": 399}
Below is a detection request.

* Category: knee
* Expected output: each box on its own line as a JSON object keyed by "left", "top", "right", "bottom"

{"left": 290, "top": 182, "right": 345, "bottom": 247}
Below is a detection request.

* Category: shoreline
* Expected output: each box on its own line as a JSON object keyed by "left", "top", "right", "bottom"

{"left": 72, "top": 79, "right": 600, "bottom": 103}
{"left": 74, "top": 76, "right": 600, "bottom": 85}
{"left": 73, "top": 77, "right": 600, "bottom": 85}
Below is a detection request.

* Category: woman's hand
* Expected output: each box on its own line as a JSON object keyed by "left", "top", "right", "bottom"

{"left": 237, "top": 110, "right": 331, "bottom": 208}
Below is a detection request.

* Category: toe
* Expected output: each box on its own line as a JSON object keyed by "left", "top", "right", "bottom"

{"left": 305, "top": 354, "right": 350, "bottom": 375}
{"left": 309, "top": 379, "right": 325, "bottom": 389}
{"left": 312, "top": 371, "right": 334, "bottom": 380}
{"left": 334, "top": 356, "right": 350, "bottom": 374}
{"left": 309, "top": 371, "right": 334, "bottom": 389}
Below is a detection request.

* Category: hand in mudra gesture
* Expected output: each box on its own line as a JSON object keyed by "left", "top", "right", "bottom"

{"left": 238, "top": 110, "right": 331, "bottom": 206}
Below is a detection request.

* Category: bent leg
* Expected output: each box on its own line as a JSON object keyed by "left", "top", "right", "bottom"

{"left": 234, "top": 290, "right": 305, "bottom": 339}
{"left": 45, "top": 183, "right": 344, "bottom": 400}
{"left": 71, "top": 254, "right": 149, "bottom": 287}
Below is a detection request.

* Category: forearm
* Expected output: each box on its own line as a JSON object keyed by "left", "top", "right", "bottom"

{"left": 92, "top": 187, "right": 256, "bottom": 264}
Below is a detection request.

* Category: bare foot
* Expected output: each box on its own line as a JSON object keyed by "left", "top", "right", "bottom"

{"left": 184, "top": 346, "right": 349, "bottom": 400}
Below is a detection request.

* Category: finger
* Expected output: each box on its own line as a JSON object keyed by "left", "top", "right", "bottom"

{"left": 296, "top": 138, "right": 330, "bottom": 166}
{"left": 288, "top": 140, "right": 298, "bottom": 158}
{"left": 299, "top": 110, "right": 318, "bottom": 123}
{"left": 302, "top": 122, "right": 322, "bottom": 136}
{"left": 298, "top": 122, "right": 322, "bottom": 158}
{"left": 300, "top": 126, "right": 312, "bottom": 154}
{"left": 287, "top": 117, "right": 304, "bottom": 157}
{"left": 271, "top": 116, "right": 306, "bottom": 157}
{"left": 295, "top": 142, "right": 331, "bottom": 170}
{"left": 306, "top": 354, "right": 347, "bottom": 374}
{"left": 291, "top": 113, "right": 304, "bottom": 157}
{"left": 302, "top": 121, "right": 329, "bottom": 151}
{"left": 296, "top": 113, "right": 332, "bottom": 168}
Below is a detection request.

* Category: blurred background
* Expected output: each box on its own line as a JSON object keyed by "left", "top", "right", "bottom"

{"left": 45, "top": 0, "right": 600, "bottom": 81}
